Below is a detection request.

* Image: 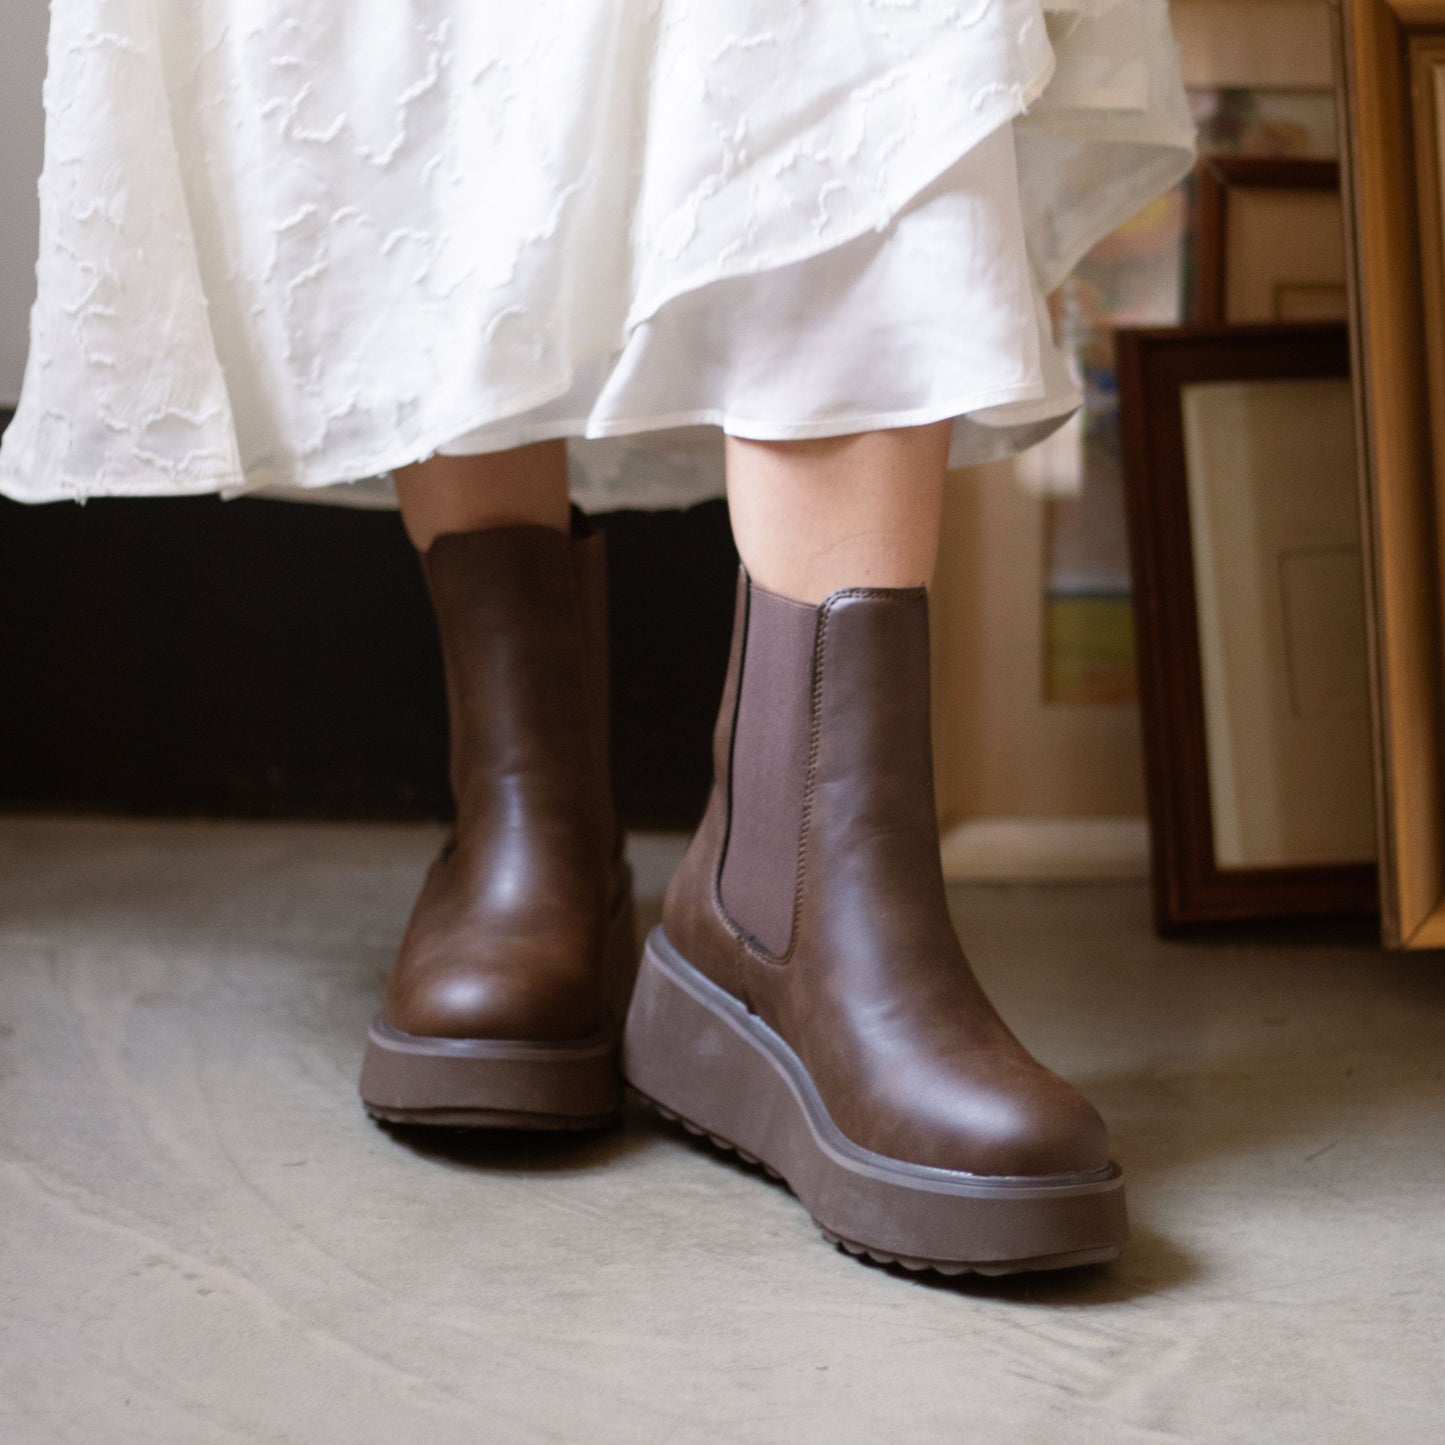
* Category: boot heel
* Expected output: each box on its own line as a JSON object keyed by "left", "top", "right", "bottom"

{"left": 625, "top": 926, "right": 1129, "bottom": 1276}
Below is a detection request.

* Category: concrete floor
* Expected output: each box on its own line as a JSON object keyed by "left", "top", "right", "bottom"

{"left": 1, "top": 817, "right": 1442, "bottom": 1444}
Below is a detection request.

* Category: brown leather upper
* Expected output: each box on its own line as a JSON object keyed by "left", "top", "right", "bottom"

{"left": 663, "top": 571, "right": 1110, "bottom": 1178}
{"left": 384, "top": 523, "right": 627, "bottom": 1043}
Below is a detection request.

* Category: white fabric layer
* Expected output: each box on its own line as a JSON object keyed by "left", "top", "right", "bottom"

{"left": 0, "top": 0, "right": 1195, "bottom": 511}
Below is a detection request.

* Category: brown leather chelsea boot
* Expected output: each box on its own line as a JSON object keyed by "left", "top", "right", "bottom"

{"left": 623, "top": 570, "right": 1126, "bottom": 1272}
{"left": 360, "top": 522, "right": 635, "bottom": 1128}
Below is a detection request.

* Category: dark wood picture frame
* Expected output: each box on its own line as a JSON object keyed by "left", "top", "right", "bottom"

{"left": 1192, "top": 157, "right": 1344, "bottom": 324}
{"left": 1117, "top": 322, "right": 1378, "bottom": 929}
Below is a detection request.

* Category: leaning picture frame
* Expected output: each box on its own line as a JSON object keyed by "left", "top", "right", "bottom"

{"left": 1191, "top": 156, "right": 1347, "bottom": 325}
{"left": 1116, "top": 322, "right": 1378, "bottom": 928}
{"left": 1341, "top": 0, "right": 1445, "bottom": 948}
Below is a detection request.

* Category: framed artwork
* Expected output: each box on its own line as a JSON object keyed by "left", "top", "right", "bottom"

{"left": 1117, "top": 323, "right": 1377, "bottom": 928}
{"left": 1191, "top": 157, "right": 1347, "bottom": 324}
{"left": 1341, "top": 0, "right": 1445, "bottom": 948}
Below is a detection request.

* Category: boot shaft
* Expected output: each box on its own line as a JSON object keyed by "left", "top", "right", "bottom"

{"left": 422, "top": 523, "right": 615, "bottom": 864}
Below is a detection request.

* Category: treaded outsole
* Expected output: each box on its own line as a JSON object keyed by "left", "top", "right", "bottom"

{"left": 632, "top": 1088, "right": 1121, "bottom": 1279}
{"left": 815, "top": 1225, "right": 1120, "bottom": 1277}
{"left": 359, "top": 1019, "right": 623, "bottom": 1127}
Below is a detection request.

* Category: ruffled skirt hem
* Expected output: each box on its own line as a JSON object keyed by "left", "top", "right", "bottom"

{"left": 0, "top": 0, "right": 1195, "bottom": 510}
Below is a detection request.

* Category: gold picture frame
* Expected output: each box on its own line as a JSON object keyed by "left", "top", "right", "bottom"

{"left": 1341, "top": 0, "right": 1445, "bottom": 947}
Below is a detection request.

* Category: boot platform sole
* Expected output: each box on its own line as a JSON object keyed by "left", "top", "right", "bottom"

{"left": 360, "top": 1021, "right": 622, "bottom": 1130}
{"left": 624, "top": 926, "right": 1127, "bottom": 1277}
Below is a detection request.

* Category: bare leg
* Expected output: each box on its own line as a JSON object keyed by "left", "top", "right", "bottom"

{"left": 724, "top": 421, "right": 951, "bottom": 603}
{"left": 394, "top": 440, "right": 571, "bottom": 550}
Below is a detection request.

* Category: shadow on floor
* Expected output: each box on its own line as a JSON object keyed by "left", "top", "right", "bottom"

{"left": 371, "top": 1109, "right": 655, "bottom": 1176}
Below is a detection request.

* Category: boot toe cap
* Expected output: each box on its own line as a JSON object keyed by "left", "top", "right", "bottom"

{"left": 844, "top": 1061, "right": 1113, "bottom": 1179}
{"left": 955, "top": 1076, "right": 1112, "bottom": 1177}
{"left": 385, "top": 948, "right": 607, "bottom": 1043}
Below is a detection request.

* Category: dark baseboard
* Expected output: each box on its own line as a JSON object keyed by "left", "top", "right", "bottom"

{"left": 0, "top": 409, "right": 735, "bottom": 827}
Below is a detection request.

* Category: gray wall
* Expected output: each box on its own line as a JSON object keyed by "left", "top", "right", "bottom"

{"left": 1, "top": 1, "right": 46, "bottom": 407}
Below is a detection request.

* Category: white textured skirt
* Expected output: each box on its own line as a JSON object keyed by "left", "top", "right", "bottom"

{"left": 0, "top": 0, "right": 1195, "bottom": 512}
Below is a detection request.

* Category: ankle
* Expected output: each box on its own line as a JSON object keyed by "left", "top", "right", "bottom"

{"left": 395, "top": 441, "right": 571, "bottom": 549}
